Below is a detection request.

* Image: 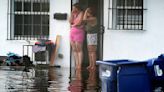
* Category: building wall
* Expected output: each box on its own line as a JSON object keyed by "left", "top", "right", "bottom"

{"left": 1, "top": 0, "right": 164, "bottom": 67}
{"left": 103, "top": 0, "right": 164, "bottom": 61}
{"left": 0, "top": 0, "right": 71, "bottom": 67}
{"left": 50, "top": 0, "right": 71, "bottom": 67}
{"left": 0, "top": 0, "right": 26, "bottom": 55}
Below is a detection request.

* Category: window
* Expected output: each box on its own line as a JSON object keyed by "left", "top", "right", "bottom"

{"left": 7, "top": 0, "right": 50, "bottom": 40}
{"left": 108, "top": 0, "right": 145, "bottom": 30}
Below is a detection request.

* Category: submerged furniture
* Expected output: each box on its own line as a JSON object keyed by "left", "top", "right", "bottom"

{"left": 23, "top": 44, "right": 49, "bottom": 65}
{"left": 23, "top": 35, "right": 61, "bottom": 66}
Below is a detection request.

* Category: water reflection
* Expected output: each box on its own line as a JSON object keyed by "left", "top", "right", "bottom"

{"left": 86, "top": 69, "right": 99, "bottom": 92}
{"left": 68, "top": 69, "right": 83, "bottom": 92}
{"left": 1, "top": 66, "right": 164, "bottom": 92}
{"left": 0, "top": 66, "right": 100, "bottom": 92}
{"left": 48, "top": 67, "right": 56, "bottom": 81}
{"left": 1, "top": 66, "right": 37, "bottom": 92}
{"left": 48, "top": 67, "right": 71, "bottom": 92}
{"left": 48, "top": 67, "right": 62, "bottom": 92}
{"left": 68, "top": 68, "right": 100, "bottom": 92}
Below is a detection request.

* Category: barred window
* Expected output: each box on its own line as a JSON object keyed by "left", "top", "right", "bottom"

{"left": 7, "top": 0, "right": 50, "bottom": 40}
{"left": 108, "top": 0, "right": 145, "bottom": 30}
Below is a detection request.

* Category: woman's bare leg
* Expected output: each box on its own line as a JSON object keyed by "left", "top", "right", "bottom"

{"left": 76, "top": 42, "right": 83, "bottom": 70}
{"left": 87, "top": 50, "right": 92, "bottom": 69}
{"left": 88, "top": 45, "right": 97, "bottom": 70}
{"left": 71, "top": 41, "right": 78, "bottom": 69}
{"left": 87, "top": 45, "right": 92, "bottom": 69}
{"left": 91, "top": 50, "right": 96, "bottom": 70}
{"left": 87, "top": 46, "right": 93, "bottom": 69}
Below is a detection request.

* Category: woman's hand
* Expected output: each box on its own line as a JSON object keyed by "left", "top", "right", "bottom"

{"left": 83, "top": 8, "right": 90, "bottom": 20}
{"left": 85, "top": 8, "right": 90, "bottom": 13}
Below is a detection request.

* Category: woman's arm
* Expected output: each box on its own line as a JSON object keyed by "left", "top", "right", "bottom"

{"left": 72, "top": 11, "right": 84, "bottom": 27}
{"left": 69, "top": 13, "right": 74, "bottom": 25}
{"left": 83, "top": 8, "right": 96, "bottom": 22}
{"left": 83, "top": 8, "right": 88, "bottom": 21}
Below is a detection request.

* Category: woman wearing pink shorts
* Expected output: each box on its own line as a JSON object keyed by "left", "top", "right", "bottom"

{"left": 69, "top": 3, "right": 84, "bottom": 69}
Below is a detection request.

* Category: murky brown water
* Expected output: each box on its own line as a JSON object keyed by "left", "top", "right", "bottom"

{"left": 0, "top": 66, "right": 101, "bottom": 92}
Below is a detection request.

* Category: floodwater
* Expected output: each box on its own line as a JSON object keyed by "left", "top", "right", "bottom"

{"left": 0, "top": 66, "right": 163, "bottom": 92}
{"left": 0, "top": 66, "right": 101, "bottom": 92}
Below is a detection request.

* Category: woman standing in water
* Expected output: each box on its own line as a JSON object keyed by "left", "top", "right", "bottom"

{"left": 69, "top": 3, "right": 84, "bottom": 69}
{"left": 83, "top": 7, "right": 98, "bottom": 70}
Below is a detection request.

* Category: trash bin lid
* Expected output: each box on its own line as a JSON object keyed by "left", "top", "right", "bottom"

{"left": 97, "top": 60, "right": 148, "bottom": 66}
{"left": 96, "top": 59, "right": 132, "bottom": 66}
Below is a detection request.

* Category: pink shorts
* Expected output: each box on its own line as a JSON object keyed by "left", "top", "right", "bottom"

{"left": 70, "top": 27, "right": 85, "bottom": 43}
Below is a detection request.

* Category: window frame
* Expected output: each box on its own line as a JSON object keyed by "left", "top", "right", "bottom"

{"left": 108, "top": 0, "right": 146, "bottom": 30}
{"left": 7, "top": 0, "right": 50, "bottom": 40}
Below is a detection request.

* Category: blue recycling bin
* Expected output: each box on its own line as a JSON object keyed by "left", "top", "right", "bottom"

{"left": 117, "top": 61, "right": 151, "bottom": 92}
{"left": 96, "top": 60, "right": 151, "bottom": 92}
{"left": 146, "top": 54, "right": 164, "bottom": 88}
{"left": 96, "top": 60, "right": 132, "bottom": 92}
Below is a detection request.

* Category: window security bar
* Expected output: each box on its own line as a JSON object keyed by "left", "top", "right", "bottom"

{"left": 108, "top": 0, "right": 146, "bottom": 30}
{"left": 7, "top": 0, "right": 50, "bottom": 40}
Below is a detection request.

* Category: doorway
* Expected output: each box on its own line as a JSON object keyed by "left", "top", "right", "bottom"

{"left": 70, "top": 0, "right": 104, "bottom": 67}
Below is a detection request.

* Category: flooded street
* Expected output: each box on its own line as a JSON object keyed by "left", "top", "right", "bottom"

{"left": 0, "top": 66, "right": 100, "bottom": 92}
{"left": 0, "top": 66, "right": 163, "bottom": 92}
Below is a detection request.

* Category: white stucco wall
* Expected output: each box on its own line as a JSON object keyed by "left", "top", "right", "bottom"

{"left": 2, "top": 0, "right": 164, "bottom": 67}
{"left": 0, "top": 0, "right": 27, "bottom": 56}
{"left": 50, "top": 0, "right": 71, "bottom": 67}
{"left": 0, "top": 0, "right": 71, "bottom": 67}
{"left": 103, "top": 0, "right": 164, "bottom": 61}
